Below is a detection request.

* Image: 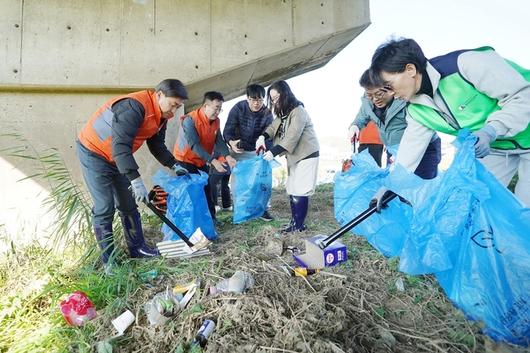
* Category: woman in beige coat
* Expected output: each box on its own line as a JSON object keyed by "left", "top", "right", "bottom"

{"left": 256, "top": 80, "right": 320, "bottom": 232}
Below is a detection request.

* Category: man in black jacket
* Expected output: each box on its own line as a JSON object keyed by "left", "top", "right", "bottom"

{"left": 223, "top": 84, "right": 274, "bottom": 221}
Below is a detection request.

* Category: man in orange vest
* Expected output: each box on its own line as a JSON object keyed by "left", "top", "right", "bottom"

{"left": 77, "top": 79, "right": 189, "bottom": 273}
{"left": 173, "top": 91, "right": 236, "bottom": 222}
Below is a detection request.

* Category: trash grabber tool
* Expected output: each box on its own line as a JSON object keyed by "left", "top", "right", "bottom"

{"left": 142, "top": 186, "right": 211, "bottom": 256}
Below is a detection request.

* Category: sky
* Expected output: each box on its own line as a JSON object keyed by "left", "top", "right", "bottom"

{"left": 217, "top": 0, "right": 530, "bottom": 172}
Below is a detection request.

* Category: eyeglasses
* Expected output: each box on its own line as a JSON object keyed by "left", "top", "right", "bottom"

{"left": 270, "top": 94, "right": 280, "bottom": 103}
{"left": 364, "top": 89, "right": 389, "bottom": 101}
{"left": 248, "top": 98, "right": 264, "bottom": 103}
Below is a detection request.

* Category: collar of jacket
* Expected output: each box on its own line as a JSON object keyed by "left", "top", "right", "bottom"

{"left": 361, "top": 96, "right": 406, "bottom": 123}
{"left": 196, "top": 106, "right": 219, "bottom": 126}
{"left": 409, "top": 62, "right": 442, "bottom": 111}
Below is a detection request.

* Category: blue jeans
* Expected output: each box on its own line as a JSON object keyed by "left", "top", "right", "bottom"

{"left": 414, "top": 137, "right": 441, "bottom": 180}
{"left": 77, "top": 141, "right": 137, "bottom": 226}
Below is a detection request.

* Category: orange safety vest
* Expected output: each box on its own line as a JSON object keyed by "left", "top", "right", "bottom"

{"left": 78, "top": 90, "right": 162, "bottom": 162}
{"left": 173, "top": 108, "right": 220, "bottom": 167}
{"left": 358, "top": 121, "right": 383, "bottom": 145}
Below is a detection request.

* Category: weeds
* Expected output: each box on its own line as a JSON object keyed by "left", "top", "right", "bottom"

{"left": 1, "top": 132, "right": 92, "bottom": 252}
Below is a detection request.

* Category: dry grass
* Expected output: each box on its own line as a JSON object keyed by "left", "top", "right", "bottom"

{"left": 102, "top": 185, "right": 491, "bottom": 353}
{"left": 4, "top": 185, "right": 528, "bottom": 353}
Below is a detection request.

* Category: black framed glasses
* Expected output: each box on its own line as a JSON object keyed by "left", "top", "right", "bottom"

{"left": 364, "top": 89, "right": 389, "bottom": 101}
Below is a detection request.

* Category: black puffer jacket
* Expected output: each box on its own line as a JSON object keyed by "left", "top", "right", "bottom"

{"left": 223, "top": 100, "right": 273, "bottom": 151}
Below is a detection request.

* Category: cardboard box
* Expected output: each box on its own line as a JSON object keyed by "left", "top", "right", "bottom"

{"left": 293, "top": 235, "right": 347, "bottom": 269}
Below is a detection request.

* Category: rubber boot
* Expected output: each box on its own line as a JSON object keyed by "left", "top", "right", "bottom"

{"left": 282, "top": 196, "right": 308, "bottom": 233}
{"left": 94, "top": 223, "right": 115, "bottom": 275}
{"left": 292, "top": 196, "right": 309, "bottom": 231}
{"left": 120, "top": 211, "right": 160, "bottom": 258}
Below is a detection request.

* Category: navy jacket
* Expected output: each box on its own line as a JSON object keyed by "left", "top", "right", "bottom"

{"left": 223, "top": 100, "right": 273, "bottom": 151}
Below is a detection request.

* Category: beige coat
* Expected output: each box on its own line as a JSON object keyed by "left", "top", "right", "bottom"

{"left": 264, "top": 105, "right": 319, "bottom": 168}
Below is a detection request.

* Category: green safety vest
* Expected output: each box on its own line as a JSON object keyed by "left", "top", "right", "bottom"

{"left": 408, "top": 47, "right": 530, "bottom": 150}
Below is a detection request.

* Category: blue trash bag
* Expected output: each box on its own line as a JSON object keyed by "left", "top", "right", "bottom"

{"left": 232, "top": 156, "right": 272, "bottom": 224}
{"left": 333, "top": 149, "right": 413, "bottom": 257}
{"left": 152, "top": 170, "right": 217, "bottom": 241}
{"left": 396, "top": 130, "right": 530, "bottom": 345}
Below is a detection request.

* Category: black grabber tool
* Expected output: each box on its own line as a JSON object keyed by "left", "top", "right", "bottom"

{"left": 143, "top": 186, "right": 211, "bottom": 258}
{"left": 316, "top": 191, "right": 397, "bottom": 249}
{"left": 290, "top": 192, "right": 398, "bottom": 269}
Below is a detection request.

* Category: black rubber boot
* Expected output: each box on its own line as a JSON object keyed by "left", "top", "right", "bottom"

{"left": 94, "top": 223, "right": 115, "bottom": 264}
{"left": 120, "top": 211, "right": 160, "bottom": 258}
{"left": 282, "top": 196, "right": 308, "bottom": 233}
{"left": 94, "top": 223, "right": 115, "bottom": 275}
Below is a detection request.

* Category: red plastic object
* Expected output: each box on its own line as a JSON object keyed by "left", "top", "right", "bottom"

{"left": 59, "top": 291, "right": 97, "bottom": 326}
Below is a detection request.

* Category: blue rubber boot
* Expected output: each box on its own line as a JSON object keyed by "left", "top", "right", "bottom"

{"left": 94, "top": 223, "right": 115, "bottom": 274}
{"left": 120, "top": 211, "right": 160, "bottom": 258}
{"left": 282, "top": 196, "right": 308, "bottom": 233}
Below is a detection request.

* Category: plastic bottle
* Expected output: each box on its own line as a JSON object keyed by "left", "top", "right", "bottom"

{"left": 192, "top": 319, "right": 216, "bottom": 348}
{"left": 210, "top": 271, "right": 254, "bottom": 295}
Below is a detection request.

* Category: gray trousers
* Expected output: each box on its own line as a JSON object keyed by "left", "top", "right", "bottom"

{"left": 480, "top": 150, "right": 530, "bottom": 206}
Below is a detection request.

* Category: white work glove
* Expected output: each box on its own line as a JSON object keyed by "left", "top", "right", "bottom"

{"left": 171, "top": 163, "right": 188, "bottom": 176}
{"left": 263, "top": 150, "right": 274, "bottom": 161}
{"left": 473, "top": 125, "right": 497, "bottom": 158}
{"left": 130, "top": 177, "right": 148, "bottom": 204}
{"left": 369, "top": 187, "right": 393, "bottom": 213}
{"left": 348, "top": 124, "right": 360, "bottom": 141}
{"left": 229, "top": 139, "right": 243, "bottom": 153}
{"left": 255, "top": 135, "right": 266, "bottom": 151}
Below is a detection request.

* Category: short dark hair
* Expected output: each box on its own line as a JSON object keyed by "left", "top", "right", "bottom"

{"left": 155, "top": 79, "right": 188, "bottom": 99}
{"left": 246, "top": 84, "right": 266, "bottom": 99}
{"left": 371, "top": 38, "right": 427, "bottom": 75}
{"left": 359, "top": 68, "right": 385, "bottom": 89}
{"left": 203, "top": 91, "right": 224, "bottom": 103}
{"left": 267, "top": 80, "right": 302, "bottom": 117}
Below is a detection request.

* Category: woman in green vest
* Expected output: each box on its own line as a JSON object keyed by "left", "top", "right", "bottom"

{"left": 368, "top": 38, "right": 530, "bottom": 207}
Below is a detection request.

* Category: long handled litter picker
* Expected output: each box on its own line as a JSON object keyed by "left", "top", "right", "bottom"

{"left": 291, "top": 191, "right": 398, "bottom": 268}
{"left": 143, "top": 186, "right": 211, "bottom": 258}
{"left": 317, "top": 191, "right": 397, "bottom": 249}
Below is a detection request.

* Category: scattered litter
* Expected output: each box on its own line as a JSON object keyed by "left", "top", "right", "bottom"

{"left": 210, "top": 271, "right": 254, "bottom": 295}
{"left": 192, "top": 319, "right": 216, "bottom": 348}
{"left": 111, "top": 310, "right": 135, "bottom": 336}
{"left": 59, "top": 291, "right": 97, "bottom": 326}
{"left": 395, "top": 277, "right": 405, "bottom": 292}
{"left": 144, "top": 279, "right": 200, "bottom": 326}
{"left": 96, "top": 339, "right": 113, "bottom": 353}
{"left": 157, "top": 234, "right": 211, "bottom": 258}
{"left": 139, "top": 269, "right": 158, "bottom": 282}
{"left": 173, "top": 280, "right": 198, "bottom": 294}
{"left": 144, "top": 288, "right": 181, "bottom": 326}
{"left": 293, "top": 235, "right": 347, "bottom": 269}
{"left": 282, "top": 266, "right": 320, "bottom": 277}
{"left": 178, "top": 280, "right": 199, "bottom": 309}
